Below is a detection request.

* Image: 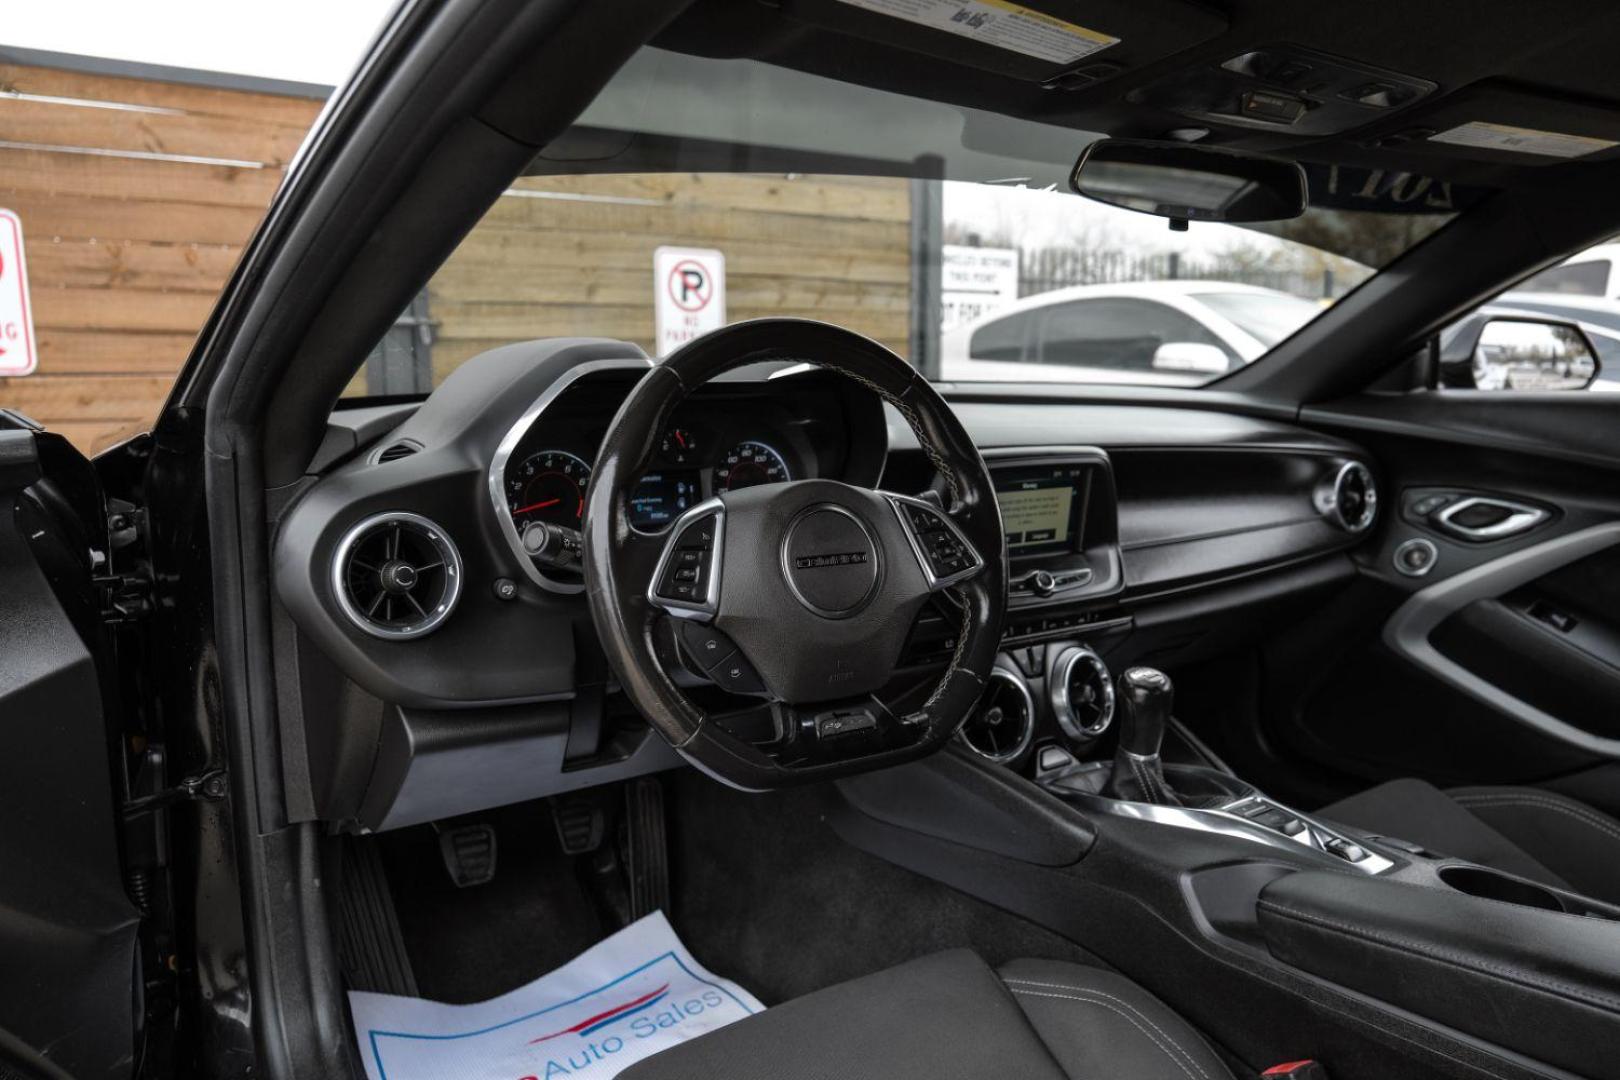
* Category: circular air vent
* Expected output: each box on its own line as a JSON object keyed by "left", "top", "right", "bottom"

{"left": 1318, "top": 461, "right": 1378, "bottom": 533}
{"left": 958, "top": 668, "right": 1035, "bottom": 764}
{"left": 331, "top": 512, "right": 463, "bottom": 639}
{"left": 1050, "top": 645, "right": 1115, "bottom": 744}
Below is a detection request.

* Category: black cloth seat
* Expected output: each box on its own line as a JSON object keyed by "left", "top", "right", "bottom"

{"left": 619, "top": 949, "right": 1234, "bottom": 1080}
{"left": 1320, "top": 777, "right": 1620, "bottom": 904}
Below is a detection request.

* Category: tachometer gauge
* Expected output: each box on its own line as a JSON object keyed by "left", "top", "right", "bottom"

{"left": 507, "top": 450, "right": 591, "bottom": 529}
{"left": 660, "top": 426, "right": 699, "bottom": 464}
{"left": 715, "top": 440, "right": 790, "bottom": 492}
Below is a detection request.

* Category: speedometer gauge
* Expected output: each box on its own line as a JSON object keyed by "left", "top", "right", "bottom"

{"left": 715, "top": 440, "right": 790, "bottom": 492}
{"left": 507, "top": 450, "right": 591, "bottom": 529}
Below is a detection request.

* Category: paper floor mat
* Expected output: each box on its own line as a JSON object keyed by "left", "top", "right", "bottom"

{"left": 349, "top": 911, "right": 764, "bottom": 1080}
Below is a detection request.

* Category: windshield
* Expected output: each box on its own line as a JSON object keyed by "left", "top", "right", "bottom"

{"left": 347, "top": 47, "right": 1463, "bottom": 397}
{"left": 1193, "top": 291, "right": 1324, "bottom": 348}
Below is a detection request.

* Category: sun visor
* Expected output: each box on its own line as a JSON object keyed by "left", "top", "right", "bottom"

{"left": 1358, "top": 82, "right": 1620, "bottom": 167}
{"left": 781, "top": 0, "right": 1226, "bottom": 88}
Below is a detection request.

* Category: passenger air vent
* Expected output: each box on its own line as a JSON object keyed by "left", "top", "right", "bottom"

{"left": 373, "top": 439, "right": 422, "bottom": 464}
{"left": 1317, "top": 461, "right": 1378, "bottom": 533}
{"left": 1050, "top": 646, "right": 1115, "bottom": 745}
{"left": 331, "top": 512, "right": 463, "bottom": 639}
{"left": 958, "top": 668, "right": 1035, "bottom": 764}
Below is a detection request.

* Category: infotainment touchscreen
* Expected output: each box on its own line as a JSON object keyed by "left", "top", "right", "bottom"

{"left": 995, "top": 463, "right": 1090, "bottom": 558}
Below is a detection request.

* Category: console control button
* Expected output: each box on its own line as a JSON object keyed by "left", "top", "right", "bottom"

{"left": 1325, "top": 837, "right": 1367, "bottom": 862}
{"left": 1037, "top": 745, "right": 1076, "bottom": 773}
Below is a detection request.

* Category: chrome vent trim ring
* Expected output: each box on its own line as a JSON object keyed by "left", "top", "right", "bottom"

{"left": 1318, "top": 461, "right": 1378, "bottom": 533}
{"left": 958, "top": 667, "right": 1036, "bottom": 764}
{"left": 1050, "top": 645, "right": 1115, "bottom": 743}
{"left": 331, "top": 511, "right": 463, "bottom": 639}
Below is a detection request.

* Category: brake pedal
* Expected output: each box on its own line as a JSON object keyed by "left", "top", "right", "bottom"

{"left": 552, "top": 796, "right": 607, "bottom": 855}
{"left": 438, "top": 824, "right": 497, "bottom": 887}
{"left": 624, "top": 777, "right": 669, "bottom": 919}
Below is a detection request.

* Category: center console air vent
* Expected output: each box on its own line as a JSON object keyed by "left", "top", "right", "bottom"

{"left": 958, "top": 668, "right": 1035, "bottom": 764}
{"left": 1317, "top": 461, "right": 1378, "bottom": 533}
{"left": 332, "top": 512, "right": 463, "bottom": 639}
{"left": 1050, "top": 645, "right": 1115, "bottom": 744}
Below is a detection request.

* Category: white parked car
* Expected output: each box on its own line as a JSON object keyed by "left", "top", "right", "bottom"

{"left": 939, "top": 280, "right": 1323, "bottom": 386}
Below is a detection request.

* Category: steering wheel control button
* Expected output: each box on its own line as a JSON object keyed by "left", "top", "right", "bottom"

{"left": 711, "top": 652, "right": 765, "bottom": 694}
{"left": 885, "top": 494, "right": 983, "bottom": 590}
{"left": 780, "top": 505, "right": 881, "bottom": 618}
{"left": 650, "top": 502, "right": 725, "bottom": 619}
{"left": 1393, "top": 537, "right": 1438, "bottom": 578}
{"left": 678, "top": 622, "right": 737, "bottom": 670}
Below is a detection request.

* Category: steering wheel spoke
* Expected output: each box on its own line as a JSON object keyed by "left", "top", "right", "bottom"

{"left": 882, "top": 490, "right": 987, "bottom": 593}
{"left": 646, "top": 497, "right": 726, "bottom": 621}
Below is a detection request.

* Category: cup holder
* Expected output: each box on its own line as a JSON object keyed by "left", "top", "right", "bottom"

{"left": 1439, "top": 865, "right": 1568, "bottom": 912}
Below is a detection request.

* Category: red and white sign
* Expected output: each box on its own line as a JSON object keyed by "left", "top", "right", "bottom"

{"left": 654, "top": 246, "right": 726, "bottom": 356}
{"left": 0, "top": 210, "right": 38, "bottom": 377}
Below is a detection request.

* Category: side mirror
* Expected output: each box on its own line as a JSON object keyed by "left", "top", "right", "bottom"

{"left": 1071, "top": 138, "right": 1308, "bottom": 224}
{"left": 1151, "top": 342, "right": 1230, "bottom": 374}
{"left": 1461, "top": 317, "right": 1600, "bottom": 391}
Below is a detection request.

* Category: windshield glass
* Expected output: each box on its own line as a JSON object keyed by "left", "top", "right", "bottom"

{"left": 1193, "top": 290, "right": 1324, "bottom": 347}
{"left": 347, "top": 47, "right": 1465, "bottom": 397}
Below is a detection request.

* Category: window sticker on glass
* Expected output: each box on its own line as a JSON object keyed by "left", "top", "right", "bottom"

{"left": 835, "top": 0, "right": 1119, "bottom": 65}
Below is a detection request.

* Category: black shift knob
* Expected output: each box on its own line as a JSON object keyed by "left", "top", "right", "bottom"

{"left": 1117, "top": 667, "right": 1173, "bottom": 757}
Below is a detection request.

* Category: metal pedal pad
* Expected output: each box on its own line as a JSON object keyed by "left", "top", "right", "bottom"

{"left": 438, "top": 823, "right": 497, "bottom": 888}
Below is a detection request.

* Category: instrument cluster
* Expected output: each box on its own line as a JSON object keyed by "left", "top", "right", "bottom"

{"left": 503, "top": 424, "right": 800, "bottom": 535}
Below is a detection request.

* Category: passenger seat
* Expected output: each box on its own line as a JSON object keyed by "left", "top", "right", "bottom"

{"left": 1319, "top": 778, "right": 1620, "bottom": 904}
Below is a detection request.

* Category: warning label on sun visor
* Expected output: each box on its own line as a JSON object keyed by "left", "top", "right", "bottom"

{"left": 835, "top": 0, "right": 1119, "bottom": 65}
{"left": 1428, "top": 121, "right": 1619, "bottom": 159}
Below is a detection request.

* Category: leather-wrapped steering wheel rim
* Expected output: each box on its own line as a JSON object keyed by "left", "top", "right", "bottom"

{"left": 583, "top": 318, "right": 1005, "bottom": 790}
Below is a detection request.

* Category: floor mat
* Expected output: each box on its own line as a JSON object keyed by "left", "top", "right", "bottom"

{"left": 667, "top": 769, "right": 1107, "bottom": 1003}
{"left": 349, "top": 911, "right": 763, "bottom": 1080}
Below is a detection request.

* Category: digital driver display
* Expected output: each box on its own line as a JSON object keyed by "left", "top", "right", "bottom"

{"left": 996, "top": 464, "right": 1089, "bottom": 557}
{"left": 629, "top": 470, "right": 700, "bottom": 529}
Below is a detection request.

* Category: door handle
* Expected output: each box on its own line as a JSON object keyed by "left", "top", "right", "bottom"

{"left": 1434, "top": 496, "right": 1549, "bottom": 541}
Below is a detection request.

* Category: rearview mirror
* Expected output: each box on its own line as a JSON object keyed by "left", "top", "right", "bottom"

{"left": 1071, "top": 139, "right": 1308, "bottom": 224}
{"left": 1467, "top": 317, "right": 1600, "bottom": 391}
{"left": 1151, "top": 342, "right": 1230, "bottom": 375}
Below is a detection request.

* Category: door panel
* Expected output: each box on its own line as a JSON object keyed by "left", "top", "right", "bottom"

{"left": 0, "top": 427, "right": 138, "bottom": 1080}
{"left": 1255, "top": 392, "right": 1620, "bottom": 814}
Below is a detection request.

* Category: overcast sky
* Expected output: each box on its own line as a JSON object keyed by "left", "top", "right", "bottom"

{"left": 5, "top": 0, "right": 398, "bottom": 86}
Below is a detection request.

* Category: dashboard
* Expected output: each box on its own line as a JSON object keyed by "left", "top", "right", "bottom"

{"left": 272, "top": 335, "right": 1379, "bottom": 832}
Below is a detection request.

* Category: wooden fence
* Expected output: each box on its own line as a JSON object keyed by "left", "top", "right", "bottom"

{"left": 1, "top": 58, "right": 918, "bottom": 453}
{"left": 418, "top": 172, "right": 913, "bottom": 387}
{"left": 0, "top": 62, "right": 323, "bottom": 453}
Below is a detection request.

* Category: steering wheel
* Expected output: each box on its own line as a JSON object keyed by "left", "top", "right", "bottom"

{"left": 583, "top": 319, "right": 1006, "bottom": 789}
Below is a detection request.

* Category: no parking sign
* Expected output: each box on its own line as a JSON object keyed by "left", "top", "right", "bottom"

{"left": 0, "top": 209, "right": 37, "bottom": 377}
{"left": 654, "top": 246, "right": 725, "bottom": 356}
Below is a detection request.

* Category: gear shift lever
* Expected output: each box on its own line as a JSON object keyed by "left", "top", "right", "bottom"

{"left": 1105, "top": 667, "right": 1181, "bottom": 805}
